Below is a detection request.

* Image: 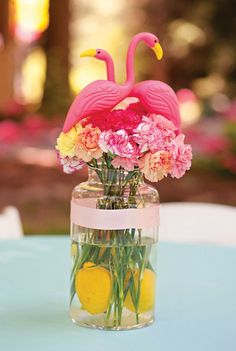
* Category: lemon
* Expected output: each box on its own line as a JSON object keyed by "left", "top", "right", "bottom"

{"left": 124, "top": 269, "right": 156, "bottom": 313}
{"left": 75, "top": 262, "right": 112, "bottom": 314}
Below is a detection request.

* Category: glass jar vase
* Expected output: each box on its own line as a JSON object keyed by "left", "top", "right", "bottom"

{"left": 69, "top": 166, "right": 159, "bottom": 330}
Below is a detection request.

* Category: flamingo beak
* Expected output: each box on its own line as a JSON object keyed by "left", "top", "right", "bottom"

{"left": 152, "top": 43, "right": 163, "bottom": 60}
{"left": 80, "top": 49, "right": 97, "bottom": 58}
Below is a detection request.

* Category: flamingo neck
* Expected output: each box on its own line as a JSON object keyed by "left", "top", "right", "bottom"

{"left": 125, "top": 32, "right": 149, "bottom": 88}
{"left": 105, "top": 55, "right": 115, "bottom": 82}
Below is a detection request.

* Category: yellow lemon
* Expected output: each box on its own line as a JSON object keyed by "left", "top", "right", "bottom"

{"left": 124, "top": 269, "right": 156, "bottom": 313}
{"left": 75, "top": 262, "right": 112, "bottom": 314}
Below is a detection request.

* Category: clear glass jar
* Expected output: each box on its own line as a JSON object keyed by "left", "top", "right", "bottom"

{"left": 69, "top": 166, "right": 159, "bottom": 330}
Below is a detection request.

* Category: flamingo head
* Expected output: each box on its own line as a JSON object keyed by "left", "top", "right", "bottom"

{"left": 80, "top": 48, "right": 111, "bottom": 61}
{"left": 142, "top": 32, "right": 163, "bottom": 60}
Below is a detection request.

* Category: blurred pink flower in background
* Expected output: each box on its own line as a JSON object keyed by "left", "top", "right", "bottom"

{"left": 176, "top": 88, "right": 198, "bottom": 104}
{"left": 0, "top": 100, "right": 25, "bottom": 117}
{"left": 221, "top": 154, "right": 236, "bottom": 173}
{"left": 0, "top": 120, "right": 22, "bottom": 143}
{"left": 224, "top": 99, "right": 236, "bottom": 121}
{"left": 22, "top": 114, "right": 55, "bottom": 147}
{"left": 185, "top": 126, "right": 230, "bottom": 156}
{"left": 0, "top": 33, "right": 4, "bottom": 51}
{"left": 200, "top": 136, "right": 230, "bottom": 155}
{"left": 23, "top": 114, "right": 49, "bottom": 136}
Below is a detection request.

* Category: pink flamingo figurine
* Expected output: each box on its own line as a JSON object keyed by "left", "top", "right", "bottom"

{"left": 63, "top": 32, "right": 163, "bottom": 132}
{"left": 80, "top": 47, "right": 181, "bottom": 133}
{"left": 80, "top": 49, "right": 115, "bottom": 82}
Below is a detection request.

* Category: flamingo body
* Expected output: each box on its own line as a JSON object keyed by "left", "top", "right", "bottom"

{"left": 131, "top": 80, "right": 181, "bottom": 133}
{"left": 82, "top": 48, "right": 181, "bottom": 133}
{"left": 63, "top": 33, "right": 162, "bottom": 133}
{"left": 63, "top": 80, "right": 124, "bottom": 132}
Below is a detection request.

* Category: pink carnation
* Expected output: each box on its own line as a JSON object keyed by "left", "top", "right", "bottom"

{"left": 99, "top": 129, "right": 138, "bottom": 158}
{"left": 127, "top": 102, "right": 146, "bottom": 114}
{"left": 76, "top": 124, "right": 103, "bottom": 162}
{"left": 119, "top": 107, "right": 143, "bottom": 134}
{"left": 168, "top": 134, "right": 192, "bottom": 178}
{"left": 133, "top": 114, "right": 176, "bottom": 153}
{"left": 139, "top": 151, "right": 172, "bottom": 182}
{"left": 59, "top": 156, "right": 85, "bottom": 174}
{"left": 87, "top": 107, "right": 142, "bottom": 134}
{"left": 148, "top": 113, "right": 177, "bottom": 137}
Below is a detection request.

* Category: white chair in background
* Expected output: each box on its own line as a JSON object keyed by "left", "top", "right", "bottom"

{"left": 0, "top": 206, "right": 24, "bottom": 239}
{"left": 160, "top": 202, "right": 236, "bottom": 247}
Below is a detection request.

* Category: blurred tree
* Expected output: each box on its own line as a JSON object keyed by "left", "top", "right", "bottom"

{"left": 40, "top": 0, "right": 72, "bottom": 117}
{"left": 115, "top": 0, "right": 169, "bottom": 86}
{"left": 210, "top": 0, "right": 236, "bottom": 96}
{"left": 140, "top": 0, "right": 236, "bottom": 96}
{"left": 0, "top": 0, "right": 14, "bottom": 106}
{"left": 0, "top": 0, "right": 9, "bottom": 41}
{"left": 137, "top": 0, "right": 168, "bottom": 83}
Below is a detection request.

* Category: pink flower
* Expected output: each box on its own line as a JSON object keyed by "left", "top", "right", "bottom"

{"left": 200, "top": 136, "right": 229, "bottom": 156}
{"left": 59, "top": 156, "right": 85, "bottom": 174}
{"left": 121, "top": 105, "right": 143, "bottom": 133}
{"left": 0, "top": 120, "right": 22, "bottom": 144}
{"left": 23, "top": 114, "right": 48, "bottom": 135}
{"left": 133, "top": 114, "right": 176, "bottom": 153}
{"left": 139, "top": 151, "right": 172, "bottom": 182}
{"left": 87, "top": 107, "right": 143, "bottom": 134}
{"left": 168, "top": 134, "right": 192, "bottom": 178}
{"left": 99, "top": 129, "right": 137, "bottom": 158}
{"left": 133, "top": 117, "right": 163, "bottom": 153}
{"left": 221, "top": 154, "right": 236, "bottom": 174}
{"left": 0, "top": 34, "right": 4, "bottom": 51}
{"left": 76, "top": 124, "right": 103, "bottom": 162}
{"left": 1, "top": 100, "right": 25, "bottom": 116}
{"left": 111, "top": 156, "right": 136, "bottom": 171}
{"left": 127, "top": 102, "right": 146, "bottom": 114}
{"left": 224, "top": 100, "right": 236, "bottom": 121}
{"left": 148, "top": 114, "right": 177, "bottom": 137}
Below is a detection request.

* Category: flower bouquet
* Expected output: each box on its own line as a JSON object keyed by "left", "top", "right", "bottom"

{"left": 56, "top": 32, "right": 192, "bottom": 330}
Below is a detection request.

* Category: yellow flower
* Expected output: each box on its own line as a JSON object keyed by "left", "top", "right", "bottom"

{"left": 124, "top": 268, "right": 156, "bottom": 313}
{"left": 75, "top": 262, "right": 112, "bottom": 314}
{"left": 55, "top": 124, "right": 82, "bottom": 157}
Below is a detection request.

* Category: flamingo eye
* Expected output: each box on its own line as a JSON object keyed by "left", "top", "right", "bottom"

{"left": 154, "top": 39, "right": 157, "bottom": 43}
{"left": 97, "top": 50, "right": 101, "bottom": 54}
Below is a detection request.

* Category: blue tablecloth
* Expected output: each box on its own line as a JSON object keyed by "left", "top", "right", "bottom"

{"left": 0, "top": 236, "right": 235, "bottom": 351}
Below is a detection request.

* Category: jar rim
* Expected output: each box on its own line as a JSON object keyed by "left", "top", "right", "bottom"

{"left": 88, "top": 164, "right": 141, "bottom": 174}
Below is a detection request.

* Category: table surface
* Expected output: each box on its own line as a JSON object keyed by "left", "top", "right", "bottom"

{"left": 0, "top": 236, "right": 235, "bottom": 351}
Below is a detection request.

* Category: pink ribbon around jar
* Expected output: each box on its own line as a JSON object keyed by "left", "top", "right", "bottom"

{"left": 71, "top": 198, "right": 160, "bottom": 230}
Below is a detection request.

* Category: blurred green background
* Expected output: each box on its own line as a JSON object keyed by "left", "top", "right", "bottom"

{"left": 0, "top": 0, "right": 235, "bottom": 234}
